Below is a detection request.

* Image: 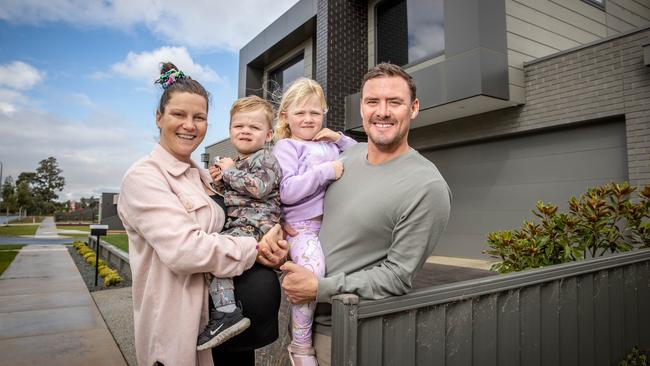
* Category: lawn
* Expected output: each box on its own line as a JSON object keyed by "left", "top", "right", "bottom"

{"left": 0, "top": 225, "right": 39, "bottom": 236}
{"left": 8, "top": 216, "right": 44, "bottom": 224}
{"left": 104, "top": 233, "right": 129, "bottom": 252}
{"left": 0, "top": 245, "right": 25, "bottom": 276}
{"left": 58, "top": 225, "right": 90, "bottom": 231}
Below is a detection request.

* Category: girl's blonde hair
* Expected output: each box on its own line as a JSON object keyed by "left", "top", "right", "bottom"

{"left": 274, "top": 78, "right": 328, "bottom": 140}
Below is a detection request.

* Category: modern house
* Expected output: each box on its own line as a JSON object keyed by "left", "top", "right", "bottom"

{"left": 205, "top": 0, "right": 650, "bottom": 260}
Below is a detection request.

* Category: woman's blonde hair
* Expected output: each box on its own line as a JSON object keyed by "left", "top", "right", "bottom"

{"left": 274, "top": 78, "right": 328, "bottom": 140}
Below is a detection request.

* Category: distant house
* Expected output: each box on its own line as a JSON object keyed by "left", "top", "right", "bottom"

{"left": 100, "top": 192, "right": 124, "bottom": 230}
{"left": 206, "top": 0, "right": 650, "bottom": 259}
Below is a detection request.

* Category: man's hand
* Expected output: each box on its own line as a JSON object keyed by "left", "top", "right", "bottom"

{"left": 281, "top": 261, "right": 318, "bottom": 304}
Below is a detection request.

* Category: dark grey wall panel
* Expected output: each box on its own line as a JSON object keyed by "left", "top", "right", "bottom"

{"left": 446, "top": 48, "right": 482, "bottom": 101}
{"left": 519, "top": 286, "right": 541, "bottom": 366}
{"left": 410, "top": 62, "right": 446, "bottom": 110}
{"left": 541, "top": 281, "right": 560, "bottom": 366}
{"left": 446, "top": 300, "right": 472, "bottom": 366}
{"left": 478, "top": 0, "right": 507, "bottom": 51}
{"left": 497, "top": 291, "right": 520, "bottom": 366}
{"left": 624, "top": 265, "right": 640, "bottom": 350}
{"left": 560, "top": 278, "right": 579, "bottom": 366}
{"left": 358, "top": 317, "right": 382, "bottom": 366}
{"left": 594, "top": 270, "right": 611, "bottom": 366}
{"left": 480, "top": 48, "right": 509, "bottom": 100}
{"left": 332, "top": 250, "right": 650, "bottom": 366}
{"left": 443, "top": 0, "right": 479, "bottom": 57}
{"left": 639, "top": 262, "right": 650, "bottom": 348}
{"left": 577, "top": 274, "right": 595, "bottom": 366}
{"left": 610, "top": 268, "right": 626, "bottom": 364}
{"left": 472, "top": 295, "right": 497, "bottom": 366}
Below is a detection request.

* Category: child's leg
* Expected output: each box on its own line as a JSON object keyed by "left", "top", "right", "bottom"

{"left": 287, "top": 220, "right": 326, "bottom": 348}
{"left": 209, "top": 276, "right": 237, "bottom": 313}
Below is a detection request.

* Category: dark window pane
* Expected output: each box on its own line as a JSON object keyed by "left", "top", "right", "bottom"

{"left": 268, "top": 54, "right": 304, "bottom": 102}
{"left": 376, "top": 0, "right": 408, "bottom": 66}
{"left": 376, "top": 0, "right": 445, "bottom": 66}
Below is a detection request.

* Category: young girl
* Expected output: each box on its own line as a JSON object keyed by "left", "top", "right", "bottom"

{"left": 272, "top": 78, "right": 356, "bottom": 365}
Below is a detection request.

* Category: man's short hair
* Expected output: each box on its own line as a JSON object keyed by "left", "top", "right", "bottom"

{"left": 361, "top": 63, "right": 417, "bottom": 102}
{"left": 230, "top": 95, "right": 274, "bottom": 129}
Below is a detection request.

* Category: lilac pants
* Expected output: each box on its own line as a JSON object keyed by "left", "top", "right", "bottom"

{"left": 287, "top": 220, "right": 326, "bottom": 348}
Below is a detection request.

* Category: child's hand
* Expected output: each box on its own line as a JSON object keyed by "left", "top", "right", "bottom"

{"left": 209, "top": 165, "right": 222, "bottom": 182}
{"left": 312, "top": 128, "right": 341, "bottom": 143}
{"left": 331, "top": 160, "right": 344, "bottom": 180}
{"left": 217, "top": 157, "right": 235, "bottom": 171}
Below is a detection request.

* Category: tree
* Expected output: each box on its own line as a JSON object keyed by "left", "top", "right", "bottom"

{"left": 35, "top": 157, "right": 65, "bottom": 203}
{"left": 1, "top": 176, "right": 17, "bottom": 213}
{"left": 16, "top": 181, "right": 34, "bottom": 215}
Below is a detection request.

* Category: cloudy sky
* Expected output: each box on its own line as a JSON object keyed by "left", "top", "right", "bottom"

{"left": 0, "top": 0, "right": 300, "bottom": 201}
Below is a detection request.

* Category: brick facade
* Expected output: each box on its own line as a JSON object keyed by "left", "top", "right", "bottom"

{"left": 409, "top": 28, "right": 650, "bottom": 187}
{"left": 315, "top": 0, "right": 368, "bottom": 132}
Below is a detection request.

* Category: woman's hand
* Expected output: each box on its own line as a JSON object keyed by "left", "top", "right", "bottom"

{"left": 312, "top": 128, "right": 341, "bottom": 143}
{"left": 256, "top": 224, "right": 289, "bottom": 268}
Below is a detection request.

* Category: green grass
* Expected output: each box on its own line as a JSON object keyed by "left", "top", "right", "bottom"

{"left": 8, "top": 216, "right": 44, "bottom": 224}
{"left": 57, "top": 225, "right": 90, "bottom": 231}
{"left": 0, "top": 244, "right": 25, "bottom": 276}
{"left": 0, "top": 225, "right": 39, "bottom": 236}
{"left": 103, "top": 233, "right": 129, "bottom": 252}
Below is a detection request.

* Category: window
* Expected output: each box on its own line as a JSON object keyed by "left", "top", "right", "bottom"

{"left": 376, "top": 0, "right": 445, "bottom": 66}
{"left": 582, "top": 0, "right": 605, "bottom": 9}
{"left": 267, "top": 54, "right": 304, "bottom": 101}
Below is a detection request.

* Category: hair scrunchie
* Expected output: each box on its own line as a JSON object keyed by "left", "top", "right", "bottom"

{"left": 155, "top": 68, "right": 186, "bottom": 89}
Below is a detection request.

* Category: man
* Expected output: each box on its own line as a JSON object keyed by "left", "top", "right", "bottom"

{"left": 281, "top": 63, "right": 451, "bottom": 365}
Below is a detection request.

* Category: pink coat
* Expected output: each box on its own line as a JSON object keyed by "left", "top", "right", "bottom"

{"left": 118, "top": 144, "right": 258, "bottom": 366}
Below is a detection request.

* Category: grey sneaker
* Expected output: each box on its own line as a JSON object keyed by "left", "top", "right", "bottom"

{"left": 196, "top": 307, "right": 250, "bottom": 351}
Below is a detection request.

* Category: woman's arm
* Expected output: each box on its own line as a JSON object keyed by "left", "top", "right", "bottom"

{"left": 119, "top": 163, "right": 257, "bottom": 278}
{"left": 273, "top": 140, "right": 335, "bottom": 205}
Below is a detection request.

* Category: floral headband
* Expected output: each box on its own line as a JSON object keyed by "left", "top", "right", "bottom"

{"left": 155, "top": 68, "right": 186, "bottom": 89}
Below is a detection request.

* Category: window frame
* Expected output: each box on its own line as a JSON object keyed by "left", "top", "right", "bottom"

{"left": 582, "top": 0, "right": 605, "bottom": 10}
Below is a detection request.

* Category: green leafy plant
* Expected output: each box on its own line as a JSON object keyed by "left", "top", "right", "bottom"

{"left": 620, "top": 346, "right": 648, "bottom": 366}
{"left": 73, "top": 241, "right": 123, "bottom": 286}
{"left": 485, "top": 182, "right": 650, "bottom": 273}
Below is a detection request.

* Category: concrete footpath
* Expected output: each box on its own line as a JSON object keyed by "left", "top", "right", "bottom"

{"left": 0, "top": 244, "right": 127, "bottom": 366}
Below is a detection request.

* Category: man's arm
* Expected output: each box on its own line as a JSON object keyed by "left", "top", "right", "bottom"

{"left": 283, "top": 178, "right": 451, "bottom": 304}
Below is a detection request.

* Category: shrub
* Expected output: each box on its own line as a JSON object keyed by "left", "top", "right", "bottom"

{"left": 620, "top": 347, "right": 648, "bottom": 366}
{"left": 485, "top": 182, "right": 650, "bottom": 273}
{"left": 72, "top": 241, "right": 123, "bottom": 287}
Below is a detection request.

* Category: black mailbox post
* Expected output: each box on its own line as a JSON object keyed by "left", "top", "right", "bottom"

{"left": 89, "top": 224, "right": 108, "bottom": 286}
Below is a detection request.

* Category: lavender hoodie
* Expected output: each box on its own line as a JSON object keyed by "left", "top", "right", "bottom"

{"left": 272, "top": 134, "right": 357, "bottom": 223}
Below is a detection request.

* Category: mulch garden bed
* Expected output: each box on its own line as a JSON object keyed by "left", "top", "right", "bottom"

{"left": 67, "top": 245, "right": 132, "bottom": 292}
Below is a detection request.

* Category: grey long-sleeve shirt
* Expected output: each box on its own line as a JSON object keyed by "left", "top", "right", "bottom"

{"left": 315, "top": 143, "right": 451, "bottom": 332}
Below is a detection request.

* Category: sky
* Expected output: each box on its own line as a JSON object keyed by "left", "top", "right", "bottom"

{"left": 0, "top": 0, "right": 300, "bottom": 202}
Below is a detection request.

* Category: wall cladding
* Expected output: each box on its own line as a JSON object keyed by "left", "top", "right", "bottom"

{"left": 410, "top": 27, "right": 650, "bottom": 187}
{"left": 316, "top": 0, "right": 368, "bottom": 132}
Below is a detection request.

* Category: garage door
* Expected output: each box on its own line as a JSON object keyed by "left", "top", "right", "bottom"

{"left": 422, "top": 120, "right": 628, "bottom": 259}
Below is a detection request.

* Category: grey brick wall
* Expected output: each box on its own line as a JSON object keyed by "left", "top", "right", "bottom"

{"left": 315, "top": 0, "right": 368, "bottom": 132}
{"left": 409, "top": 28, "right": 650, "bottom": 187}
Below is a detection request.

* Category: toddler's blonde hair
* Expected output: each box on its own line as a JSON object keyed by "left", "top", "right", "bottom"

{"left": 230, "top": 95, "right": 274, "bottom": 130}
{"left": 274, "top": 78, "right": 328, "bottom": 140}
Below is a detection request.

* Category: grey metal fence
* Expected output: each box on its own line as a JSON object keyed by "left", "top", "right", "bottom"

{"left": 331, "top": 249, "right": 650, "bottom": 366}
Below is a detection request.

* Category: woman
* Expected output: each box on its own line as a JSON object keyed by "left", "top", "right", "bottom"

{"left": 117, "top": 62, "right": 288, "bottom": 366}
